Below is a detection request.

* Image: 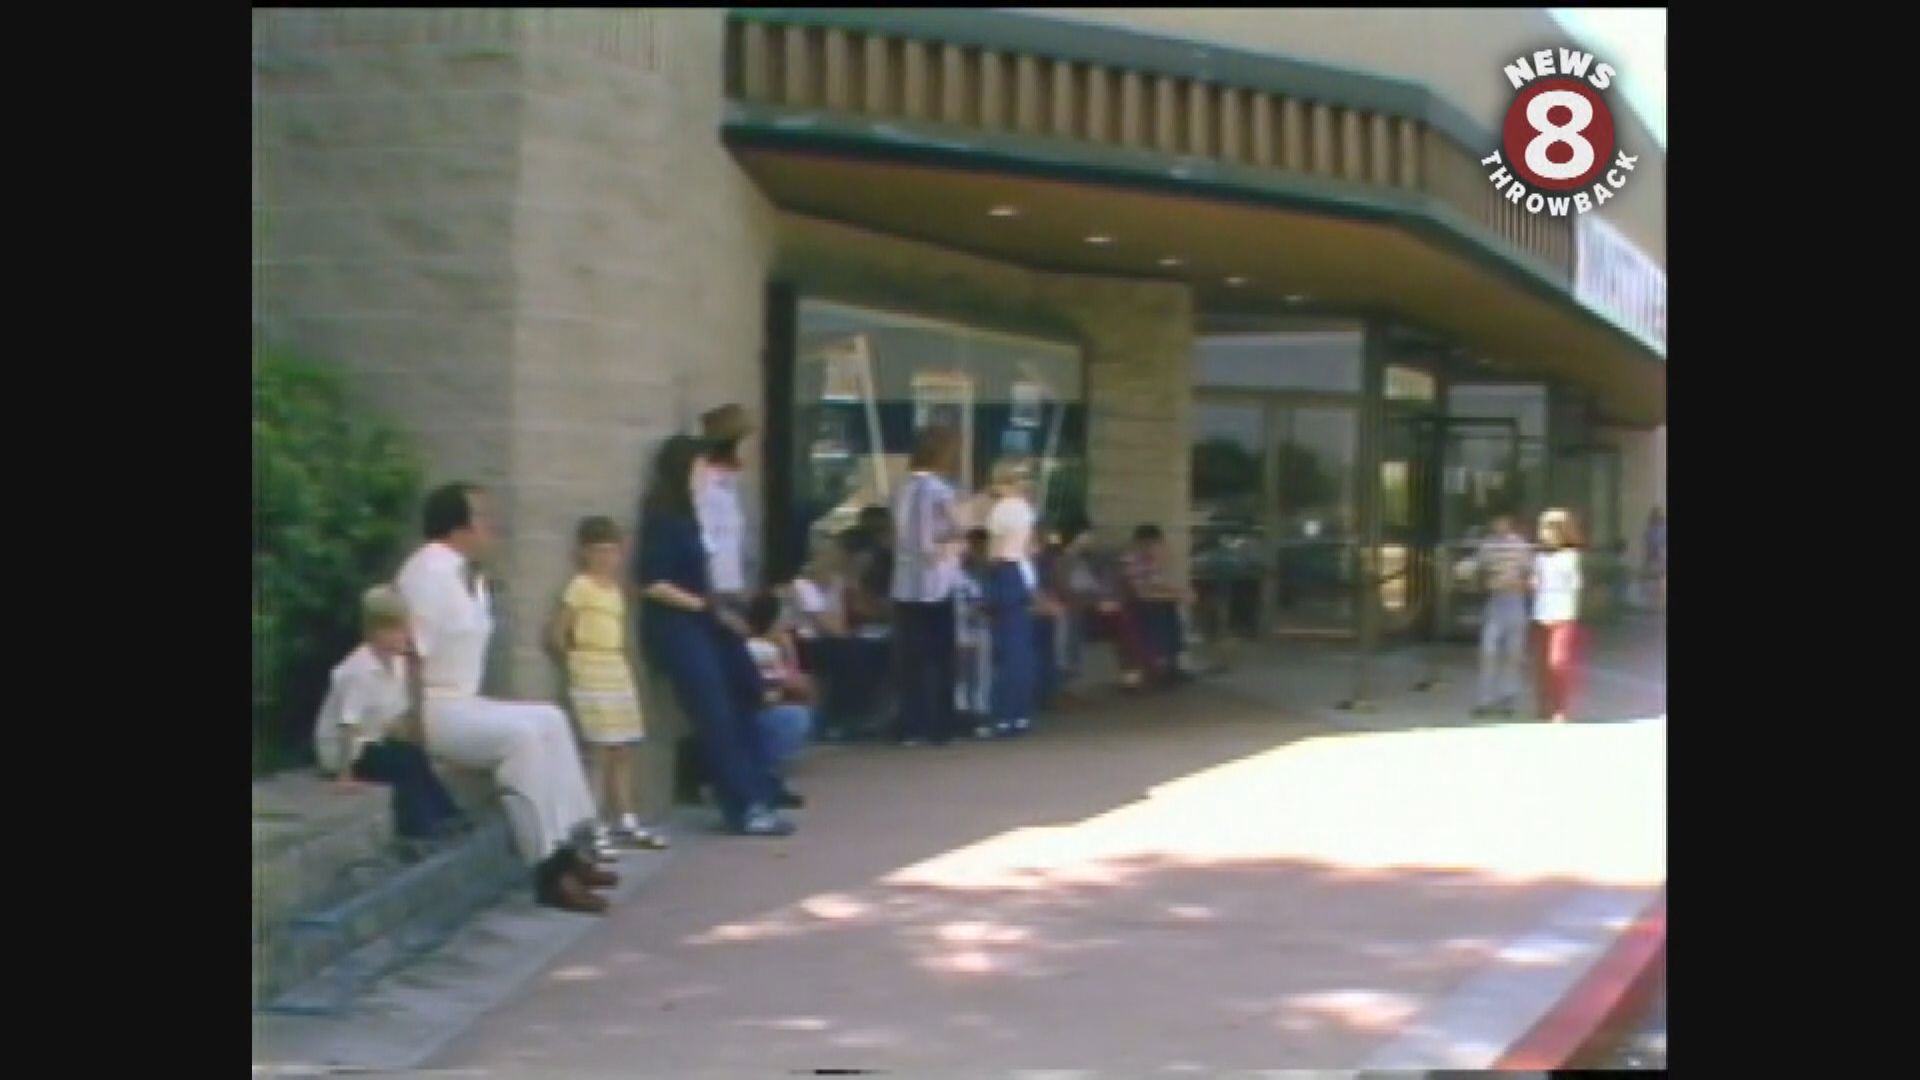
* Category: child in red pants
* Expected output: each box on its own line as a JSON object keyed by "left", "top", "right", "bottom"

{"left": 1530, "top": 509, "right": 1583, "bottom": 722}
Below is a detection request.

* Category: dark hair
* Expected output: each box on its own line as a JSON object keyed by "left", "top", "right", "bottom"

{"left": 641, "top": 435, "right": 704, "bottom": 519}
{"left": 576, "top": 515, "right": 621, "bottom": 547}
{"left": 909, "top": 426, "right": 962, "bottom": 474}
{"left": 423, "top": 483, "right": 481, "bottom": 540}
{"left": 965, "top": 527, "right": 989, "bottom": 547}
{"left": 746, "top": 592, "right": 782, "bottom": 637}
{"left": 705, "top": 436, "right": 743, "bottom": 469}
{"left": 1133, "top": 523, "right": 1165, "bottom": 543}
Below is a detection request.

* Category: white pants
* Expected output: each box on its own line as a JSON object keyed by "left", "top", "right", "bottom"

{"left": 425, "top": 696, "right": 597, "bottom": 867}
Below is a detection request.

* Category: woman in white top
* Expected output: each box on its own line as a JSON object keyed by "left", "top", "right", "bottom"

{"left": 982, "top": 460, "right": 1041, "bottom": 737}
{"left": 1531, "top": 508, "right": 1583, "bottom": 723}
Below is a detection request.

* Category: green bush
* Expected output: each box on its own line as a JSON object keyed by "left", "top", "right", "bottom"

{"left": 252, "top": 346, "right": 421, "bottom": 775}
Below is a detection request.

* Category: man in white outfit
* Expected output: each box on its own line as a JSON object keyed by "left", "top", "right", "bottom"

{"left": 395, "top": 483, "right": 615, "bottom": 915}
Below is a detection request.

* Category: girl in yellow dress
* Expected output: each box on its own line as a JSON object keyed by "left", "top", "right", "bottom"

{"left": 549, "top": 516, "right": 668, "bottom": 850}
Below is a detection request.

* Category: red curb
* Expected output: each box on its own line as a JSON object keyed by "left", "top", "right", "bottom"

{"left": 1493, "top": 889, "right": 1667, "bottom": 1070}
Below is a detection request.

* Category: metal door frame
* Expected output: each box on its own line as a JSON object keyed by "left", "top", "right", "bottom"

{"left": 1432, "top": 415, "right": 1524, "bottom": 640}
{"left": 1192, "top": 389, "right": 1364, "bottom": 641}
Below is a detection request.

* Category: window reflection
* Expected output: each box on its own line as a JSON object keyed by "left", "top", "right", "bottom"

{"left": 793, "top": 300, "right": 1087, "bottom": 547}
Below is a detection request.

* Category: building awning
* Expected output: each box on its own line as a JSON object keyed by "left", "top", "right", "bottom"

{"left": 727, "top": 110, "right": 1665, "bottom": 427}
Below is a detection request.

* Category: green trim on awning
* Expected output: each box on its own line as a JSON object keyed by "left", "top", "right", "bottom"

{"left": 723, "top": 102, "right": 1665, "bottom": 368}
{"left": 730, "top": 7, "right": 1494, "bottom": 168}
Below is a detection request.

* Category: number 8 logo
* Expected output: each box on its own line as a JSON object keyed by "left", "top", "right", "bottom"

{"left": 1502, "top": 78, "right": 1616, "bottom": 192}
{"left": 1525, "top": 90, "right": 1595, "bottom": 181}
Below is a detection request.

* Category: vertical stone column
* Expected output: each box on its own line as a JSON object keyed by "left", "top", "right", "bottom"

{"left": 1044, "top": 278, "right": 1195, "bottom": 586}
{"left": 507, "top": 10, "right": 775, "bottom": 702}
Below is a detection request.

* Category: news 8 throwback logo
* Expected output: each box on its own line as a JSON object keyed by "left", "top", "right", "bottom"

{"left": 1481, "top": 48, "right": 1638, "bottom": 217}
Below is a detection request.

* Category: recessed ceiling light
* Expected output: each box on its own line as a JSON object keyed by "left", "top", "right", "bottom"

{"left": 1285, "top": 293, "right": 1308, "bottom": 303}
{"left": 1225, "top": 276, "right": 1248, "bottom": 287}
{"left": 1085, "top": 234, "right": 1115, "bottom": 245}
{"left": 1158, "top": 256, "right": 1184, "bottom": 267}
{"left": 988, "top": 205, "right": 1020, "bottom": 218}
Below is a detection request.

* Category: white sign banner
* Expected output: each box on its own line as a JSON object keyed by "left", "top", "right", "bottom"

{"left": 1574, "top": 215, "right": 1667, "bottom": 357}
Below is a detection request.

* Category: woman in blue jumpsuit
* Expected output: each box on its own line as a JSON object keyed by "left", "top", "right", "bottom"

{"left": 635, "top": 435, "right": 795, "bottom": 838}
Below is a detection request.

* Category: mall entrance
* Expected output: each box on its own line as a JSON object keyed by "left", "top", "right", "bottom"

{"left": 1190, "top": 323, "right": 1565, "bottom": 646}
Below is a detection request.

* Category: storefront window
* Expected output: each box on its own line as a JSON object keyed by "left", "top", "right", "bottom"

{"left": 1450, "top": 383, "right": 1548, "bottom": 517}
{"left": 792, "top": 299, "right": 1087, "bottom": 545}
{"left": 1195, "top": 331, "right": 1363, "bottom": 393}
{"left": 1385, "top": 365, "right": 1437, "bottom": 403}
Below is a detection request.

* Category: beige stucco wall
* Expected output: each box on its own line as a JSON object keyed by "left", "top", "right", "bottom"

{"left": 253, "top": 10, "right": 776, "bottom": 708}
{"left": 1602, "top": 423, "right": 1666, "bottom": 571}
{"left": 1021, "top": 7, "right": 1666, "bottom": 265}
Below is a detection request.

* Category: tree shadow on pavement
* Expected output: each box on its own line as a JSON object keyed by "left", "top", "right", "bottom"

{"left": 431, "top": 685, "right": 1665, "bottom": 1074}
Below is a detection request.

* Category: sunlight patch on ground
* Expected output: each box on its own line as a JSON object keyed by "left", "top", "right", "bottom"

{"left": 1281, "top": 989, "right": 1425, "bottom": 1034}
{"left": 683, "top": 719, "right": 1664, "bottom": 958}
{"left": 883, "top": 719, "right": 1665, "bottom": 890}
{"left": 547, "top": 965, "right": 603, "bottom": 982}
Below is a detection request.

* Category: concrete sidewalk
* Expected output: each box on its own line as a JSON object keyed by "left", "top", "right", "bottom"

{"left": 1205, "top": 616, "right": 1666, "bottom": 731}
{"left": 381, "top": 630, "right": 1666, "bottom": 1076}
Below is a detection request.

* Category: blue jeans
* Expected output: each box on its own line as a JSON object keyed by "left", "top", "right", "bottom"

{"left": 647, "top": 609, "right": 777, "bottom": 826}
{"left": 894, "top": 601, "right": 959, "bottom": 742}
{"left": 985, "top": 562, "right": 1037, "bottom": 724}
{"left": 351, "top": 739, "right": 464, "bottom": 841}
{"left": 756, "top": 703, "right": 814, "bottom": 774}
{"left": 1479, "top": 592, "right": 1530, "bottom": 708}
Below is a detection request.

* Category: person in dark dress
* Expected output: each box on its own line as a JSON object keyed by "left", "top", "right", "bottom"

{"left": 634, "top": 435, "right": 796, "bottom": 838}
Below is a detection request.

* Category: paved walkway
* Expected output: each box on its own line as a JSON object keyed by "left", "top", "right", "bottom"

{"left": 392, "top": 623, "right": 1666, "bottom": 1076}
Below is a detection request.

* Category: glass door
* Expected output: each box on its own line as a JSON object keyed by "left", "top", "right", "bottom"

{"left": 1379, "top": 412, "right": 1440, "bottom": 639}
{"left": 1435, "top": 418, "right": 1521, "bottom": 639}
{"left": 1271, "top": 404, "right": 1359, "bottom": 636}
{"left": 1190, "top": 398, "right": 1270, "bottom": 642}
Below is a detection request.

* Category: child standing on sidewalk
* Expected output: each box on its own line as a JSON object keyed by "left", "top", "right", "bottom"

{"left": 550, "top": 516, "right": 668, "bottom": 850}
{"left": 955, "top": 528, "right": 993, "bottom": 737}
{"left": 1531, "top": 509, "right": 1584, "bottom": 724}
{"left": 1471, "top": 514, "right": 1534, "bottom": 719}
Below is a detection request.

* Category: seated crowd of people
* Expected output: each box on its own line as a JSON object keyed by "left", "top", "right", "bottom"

{"left": 302, "top": 407, "right": 1198, "bottom": 917}
{"left": 773, "top": 508, "right": 1197, "bottom": 746}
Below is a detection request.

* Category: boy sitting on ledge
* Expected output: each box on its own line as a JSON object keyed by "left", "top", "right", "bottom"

{"left": 313, "top": 585, "right": 466, "bottom": 846}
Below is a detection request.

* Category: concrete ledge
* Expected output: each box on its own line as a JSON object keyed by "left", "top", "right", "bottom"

{"left": 252, "top": 764, "right": 509, "bottom": 1009}
{"left": 252, "top": 841, "right": 675, "bottom": 1075}
{"left": 1497, "top": 891, "right": 1666, "bottom": 1070}
{"left": 1362, "top": 886, "right": 1667, "bottom": 1072}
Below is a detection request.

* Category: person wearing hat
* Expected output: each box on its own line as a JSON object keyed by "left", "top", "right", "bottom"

{"left": 698, "top": 404, "right": 756, "bottom": 615}
{"left": 695, "top": 404, "right": 806, "bottom": 808}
